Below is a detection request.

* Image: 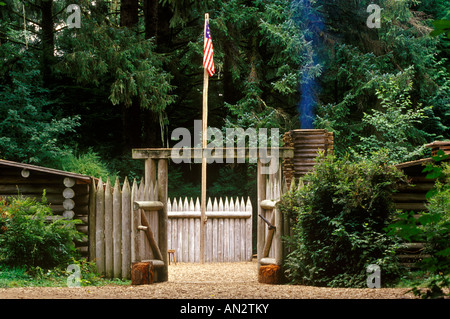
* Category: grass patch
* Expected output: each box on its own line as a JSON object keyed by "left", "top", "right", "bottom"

{"left": 0, "top": 260, "right": 130, "bottom": 288}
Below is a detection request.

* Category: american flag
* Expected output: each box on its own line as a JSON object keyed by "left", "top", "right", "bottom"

{"left": 203, "top": 19, "right": 215, "bottom": 77}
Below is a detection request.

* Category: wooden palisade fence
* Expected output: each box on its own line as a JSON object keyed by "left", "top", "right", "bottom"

{"left": 167, "top": 196, "right": 253, "bottom": 263}
{"left": 92, "top": 158, "right": 169, "bottom": 281}
{"left": 92, "top": 178, "right": 253, "bottom": 279}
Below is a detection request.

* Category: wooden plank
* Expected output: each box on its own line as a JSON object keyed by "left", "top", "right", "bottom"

{"left": 212, "top": 218, "right": 218, "bottom": 262}
{"left": 121, "top": 177, "right": 131, "bottom": 280}
{"left": 88, "top": 178, "right": 96, "bottom": 262}
{"left": 177, "top": 218, "right": 183, "bottom": 262}
{"left": 157, "top": 158, "right": 168, "bottom": 282}
{"left": 218, "top": 218, "right": 224, "bottom": 262}
{"left": 245, "top": 197, "right": 252, "bottom": 261}
{"left": 235, "top": 218, "right": 241, "bottom": 261}
{"left": 113, "top": 178, "right": 122, "bottom": 279}
{"left": 189, "top": 217, "right": 195, "bottom": 262}
{"left": 257, "top": 159, "right": 266, "bottom": 270}
{"left": 224, "top": 218, "right": 230, "bottom": 262}
{"left": 195, "top": 216, "right": 201, "bottom": 262}
{"left": 394, "top": 202, "right": 427, "bottom": 211}
{"left": 95, "top": 178, "right": 105, "bottom": 274}
{"left": 104, "top": 178, "right": 113, "bottom": 278}
{"left": 392, "top": 193, "right": 427, "bottom": 202}
{"left": 131, "top": 179, "right": 140, "bottom": 263}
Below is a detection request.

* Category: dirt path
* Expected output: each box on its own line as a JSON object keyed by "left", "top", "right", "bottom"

{"left": 0, "top": 262, "right": 416, "bottom": 299}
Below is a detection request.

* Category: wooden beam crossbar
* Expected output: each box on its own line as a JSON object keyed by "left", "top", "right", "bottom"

{"left": 132, "top": 147, "right": 294, "bottom": 160}
{"left": 134, "top": 200, "right": 164, "bottom": 265}
{"left": 262, "top": 213, "right": 276, "bottom": 259}
{"left": 258, "top": 214, "right": 275, "bottom": 230}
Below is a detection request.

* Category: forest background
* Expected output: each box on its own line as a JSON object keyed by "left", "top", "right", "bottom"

{"left": 0, "top": 0, "right": 449, "bottom": 201}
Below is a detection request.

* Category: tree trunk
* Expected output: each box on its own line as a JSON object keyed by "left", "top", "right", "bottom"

{"left": 120, "top": 0, "right": 140, "bottom": 150}
{"left": 120, "top": 0, "right": 138, "bottom": 27}
{"left": 41, "top": 0, "right": 54, "bottom": 85}
{"left": 155, "top": 2, "right": 172, "bottom": 52}
{"left": 144, "top": 0, "right": 158, "bottom": 40}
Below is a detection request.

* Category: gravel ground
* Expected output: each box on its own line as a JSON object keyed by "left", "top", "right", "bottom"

{"left": 0, "top": 262, "right": 417, "bottom": 299}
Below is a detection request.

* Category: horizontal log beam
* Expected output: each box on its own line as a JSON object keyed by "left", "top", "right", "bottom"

{"left": 132, "top": 147, "right": 294, "bottom": 160}
{"left": 141, "top": 259, "right": 164, "bottom": 268}
{"left": 133, "top": 201, "right": 164, "bottom": 211}
{"left": 168, "top": 211, "right": 252, "bottom": 219}
{"left": 259, "top": 257, "right": 277, "bottom": 265}
{"left": 260, "top": 199, "right": 278, "bottom": 209}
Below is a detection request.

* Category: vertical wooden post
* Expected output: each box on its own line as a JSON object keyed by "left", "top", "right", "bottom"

{"left": 200, "top": 13, "right": 210, "bottom": 264}
{"left": 131, "top": 179, "right": 140, "bottom": 263}
{"left": 121, "top": 177, "right": 132, "bottom": 280}
{"left": 246, "top": 197, "right": 253, "bottom": 261}
{"left": 113, "top": 177, "right": 122, "bottom": 278}
{"left": 158, "top": 159, "right": 169, "bottom": 282}
{"left": 95, "top": 178, "right": 105, "bottom": 274}
{"left": 145, "top": 158, "right": 156, "bottom": 188}
{"left": 104, "top": 178, "right": 113, "bottom": 278}
{"left": 257, "top": 160, "right": 266, "bottom": 271}
{"left": 88, "top": 177, "right": 96, "bottom": 262}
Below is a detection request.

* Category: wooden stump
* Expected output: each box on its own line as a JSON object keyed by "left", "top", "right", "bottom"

{"left": 258, "top": 264, "right": 283, "bottom": 284}
{"left": 131, "top": 262, "right": 154, "bottom": 285}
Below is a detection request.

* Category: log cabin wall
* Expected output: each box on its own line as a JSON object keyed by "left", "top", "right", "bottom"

{"left": 394, "top": 141, "right": 450, "bottom": 213}
{"left": 394, "top": 159, "right": 437, "bottom": 213}
{"left": 282, "top": 129, "right": 334, "bottom": 189}
{"left": 0, "top": 160, "right": 93, "bottom": 257}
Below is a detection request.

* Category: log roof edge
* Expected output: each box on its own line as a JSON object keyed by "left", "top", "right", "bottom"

{"left": 0, "top": 159, "right": 95, "bottom": 184}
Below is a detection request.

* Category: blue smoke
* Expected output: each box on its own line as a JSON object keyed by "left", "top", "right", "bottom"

{"left": 294, "top": 0, "right": 325, "bottom": 129}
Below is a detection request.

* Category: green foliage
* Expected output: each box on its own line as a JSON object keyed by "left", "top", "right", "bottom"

{"left": 385, "top": 151, "right": 450, "bottom": 298}
{"left": 56, "top": 19, "right": 175, "bottom": 117}
{"left": 0, "top": 51, "right": 80, "bottom": 166}
{"left": 0, "top": 259, "right": 129, "bottom": 288}
{"left": 58, "top": 149, "right": 114, "bottom": 179}
{"left": 279, "top": 154, "right": 405, "bottom": 287}
{"left": 0, "top": 194, "right": 84, "bottom": 269}
{"left": 352, "top": 68, "right": 432, "bottom": 164}
{"left": 316, "top": 0, "right": 450, "bottom": 155}
{"left": 209, "top": 165, "right": 256, "bottom": 199}
{"left": 431, "top": 20, "right": 450, "bottom": 38}
{"left": 218, "top": 0, "right": 316, "bottom": 131}
{"left": 168, "top": 165, "right": 200, "bottom": 199}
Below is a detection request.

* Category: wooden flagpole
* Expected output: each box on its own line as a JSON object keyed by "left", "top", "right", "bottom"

{"left": 200, "top": 13, "right": 209, "bottom": 264}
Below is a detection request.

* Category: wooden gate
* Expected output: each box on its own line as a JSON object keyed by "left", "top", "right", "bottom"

{"left": 256, "top": 160, "right": 285, "bottom": 269}
{"left": 132, "top": 158, "right": 168, "bottom": 282}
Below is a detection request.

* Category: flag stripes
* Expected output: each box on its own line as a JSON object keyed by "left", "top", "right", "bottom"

{"left": 203, "top": 19, "right": 215, "bottom": 77}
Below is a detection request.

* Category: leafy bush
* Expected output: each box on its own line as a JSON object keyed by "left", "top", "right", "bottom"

{"left": 0, "top": 194, "right": 84, "bottom": 269}
{"left": 59, "top": 149, "right": 113, "bottom": 179}
{"left": 279, "top": 154, "right": 405, "bottom": 287}
{"left": 352, "top": 68, "right": 432, "bottom": 164}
